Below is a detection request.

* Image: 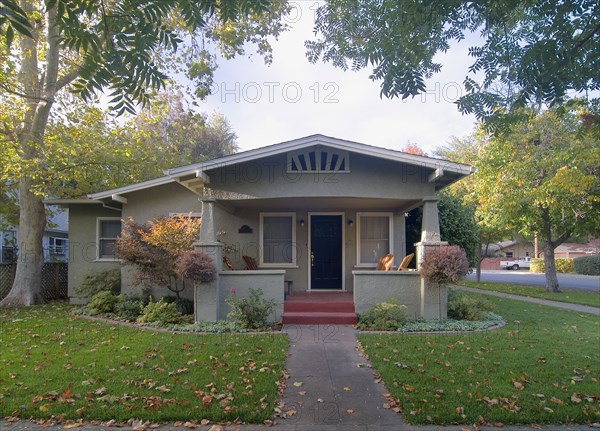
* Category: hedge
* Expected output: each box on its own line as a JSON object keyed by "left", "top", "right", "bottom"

{"left": 530, "top": 258, "right": 575, "bottom": 273}
{"left": 573, "top": 255, "right": 600, "bottom": 276}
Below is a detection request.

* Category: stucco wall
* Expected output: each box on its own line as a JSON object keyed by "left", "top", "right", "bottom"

{"left": 195, "top": 270, "right": 285, "bottom": 322}
{"left": 67, "top": 204, "right": 122, "bottom": 304}
{"left": 353, "top": 271, "right": 421, "bottom": 317}
{"left": 206, "top": 152, "right": 437, "bottom": 200}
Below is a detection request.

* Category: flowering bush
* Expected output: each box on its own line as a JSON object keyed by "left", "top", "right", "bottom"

{"left": 420, "top": 245, "right": 470, "bottom": 286}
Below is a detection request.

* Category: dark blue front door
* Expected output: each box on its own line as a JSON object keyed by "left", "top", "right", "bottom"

{"left": 310, "top": 215, "right": 343, "bottom": 290}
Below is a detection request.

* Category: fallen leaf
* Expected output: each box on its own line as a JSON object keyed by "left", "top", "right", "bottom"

{"left": 292, "top": 381, "right": 303, "bottom": 387}
{"left": 346, "top": 409, "right": 354, "bottom": 414}
{"left": 571, "top": 394, "right": 582, "bottom": 404}
{"left": 343, "top": 387, "right": 350, "bottom": 391}
{"left": 298, "top": 391, "right": 306, "bottom": 396}
{"left": 513, "top": 381, "right": 524, "bottom": 391}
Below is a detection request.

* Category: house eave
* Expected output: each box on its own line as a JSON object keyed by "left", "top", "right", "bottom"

{"left": 164, "top": 134, "right": 474, "bottom": 179}
{"left": 88, "top": 176, "right": 175, "bottom": 200}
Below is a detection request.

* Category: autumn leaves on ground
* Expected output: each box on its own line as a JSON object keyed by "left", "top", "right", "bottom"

{"left": 360, "top": 294, "right": 599, "bottom": 425}
{"left": 1, "top": 293, "right": 599, "bottom": 426}
{"left": 0, "top": 304, "right": 287, "bottom": 424}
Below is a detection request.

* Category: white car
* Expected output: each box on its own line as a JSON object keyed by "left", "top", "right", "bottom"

{"left": 500, "top": 257, "right": 532, "bottom": 270}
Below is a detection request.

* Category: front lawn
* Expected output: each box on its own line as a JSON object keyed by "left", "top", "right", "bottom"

{"left": 0, "top": 304, "right": 287, "bottom": 424}
{"left": 459, "top": 280, "right": 600, "bottom": 308}
{"left": 359, "top": 293, "right": 599, "bottom": 425}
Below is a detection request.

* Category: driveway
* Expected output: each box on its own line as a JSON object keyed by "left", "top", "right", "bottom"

{"left": 467, "top": 270, "right": 600, "bottom": 292}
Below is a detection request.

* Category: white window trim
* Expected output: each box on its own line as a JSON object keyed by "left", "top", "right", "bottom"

{"left": 355, "top": 212, "right": 394, "bottom": 267}
{"left": 96, "top": 217, "right": 121, "bottom": 261}
{"left": 259, "top": 212, "right": 297, "bottom": 267}
{"left": 49, "top": 237, "right": 68, "bottom": 255}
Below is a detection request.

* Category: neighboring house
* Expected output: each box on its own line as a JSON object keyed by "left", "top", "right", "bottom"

{"left": 485, "top": 240, "right": 535, "bottom": 260}
{"left": 554, "top": 239, "right": 599, "bottom": 259}
{"left": 50, "top": 134, "right": 472, "bottom": 322}
{"left": 0, "top": 207, "right": 69, "bottom": 263}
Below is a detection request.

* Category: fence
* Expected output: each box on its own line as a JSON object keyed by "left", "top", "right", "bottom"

{"left": 0, "top": 263, "right": 68, "bottom": 301}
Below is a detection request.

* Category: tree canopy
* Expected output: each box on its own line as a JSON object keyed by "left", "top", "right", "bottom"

{"left": 472, "top": 105, "right": 600, "bottom": 291}
{"left": 306, "top": 0, "right": 600, "bottom": 125}
{"left": 0, "top": 0, "right": 289, "bottom": 306}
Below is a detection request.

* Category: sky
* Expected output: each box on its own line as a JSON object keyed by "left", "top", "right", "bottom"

{"left": 195, "top": 1, "right": 480, "bottom": 155}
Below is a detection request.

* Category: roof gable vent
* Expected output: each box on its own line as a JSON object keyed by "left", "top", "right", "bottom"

{"left": 287, "top": 148, "right": 350, "bottom": 173}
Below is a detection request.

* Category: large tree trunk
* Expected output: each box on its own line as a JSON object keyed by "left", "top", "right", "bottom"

{"left": 542, "top": 239, "right": 560, "bottom": 292}
{"left": 0, "top": 0, "right": 58, "bottom": 307}
{"left": 0, "top": 180, "right": 46, "bottom": 306}
{"left": 540, "top": 207, "right": 560, "bottom": 292}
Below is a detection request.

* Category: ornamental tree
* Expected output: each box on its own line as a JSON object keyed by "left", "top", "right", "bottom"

{"left": 116, "top": 215, "right": 215, "bottom": 298}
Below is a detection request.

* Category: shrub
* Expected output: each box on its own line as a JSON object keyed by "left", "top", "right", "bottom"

{"left": 420, "top": 246, "right": 470, "bottom": 286}
{"left": 113, "top": 293, "right": 150, "bottom": 321}
{"left": 530, "top": 258, "right": 544, "bottom": 273}
{"left": 530, "top": 258, "right": 575, "bottom": 273}
{"left": 174, "top": 250, "right": 217, "bottom": 283}
{"left": 573, "top": 255, "right": 600, "bottom": 275}
{"left": 357, "top": 301, "right": 408, "bottom": 331}
{"left": 447, "top": 290, "right": 494, "bottom": 321}
{"left": 76, "top": 269, "right": 121, "bottom": 298}
{"left": 137, "top": 299, "right": 184, "bottom": 325}
{"left": 87, "top": 291, "right": 122, "bottom": 315}
{"left": 226, "top": 288, "right": 277, "bottom": 330}
{"left": 162, "top": 296, "right": 195, "bottom": 315}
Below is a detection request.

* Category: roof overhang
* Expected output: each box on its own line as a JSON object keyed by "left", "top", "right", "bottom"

{"left": 165, "top": 135, "right": 474, "bottom": 184}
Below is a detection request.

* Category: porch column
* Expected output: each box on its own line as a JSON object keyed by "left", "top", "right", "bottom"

{"left": 194, "top": 198, "right": 223, "bottom": 322}
{"left": 420, "top": 196, "right": 441, "bottom": 243}
{"left": 415, "top": 196, "right": 448, "bottom": 319}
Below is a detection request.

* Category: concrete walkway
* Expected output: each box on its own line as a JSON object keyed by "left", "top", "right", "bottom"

{"left": 279, "top": 324, "right": 406, "bottom": 429}
{"left": 454, "top": 285, "right": 600, "bottom": 315}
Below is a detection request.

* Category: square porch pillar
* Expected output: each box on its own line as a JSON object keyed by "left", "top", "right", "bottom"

{"left": 415, "top": 196, "right": 448, "bottom": 319}
{"left": 194, "top": 198, "right": 223, "bottom": 322}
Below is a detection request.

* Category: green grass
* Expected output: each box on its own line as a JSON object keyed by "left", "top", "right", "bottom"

{"left": 459, "top": 280, "right": 600, "bottom": 308}
{"left": 0, "top": 303, "right": 287, "bottom": 423}
{"left": 359, "top": 292, "right": 600, "bottom": 425}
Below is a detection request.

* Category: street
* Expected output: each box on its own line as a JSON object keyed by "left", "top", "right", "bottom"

{"left": 467, "top": 270, "right": 600, "bottom": 292}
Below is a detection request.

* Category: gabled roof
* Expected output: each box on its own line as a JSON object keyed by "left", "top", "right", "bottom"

{"left": 165, "top": 134, "right": 474, "bottom": 177}
{"left": 72, "top": 134, "right": 472, "bottom": 201}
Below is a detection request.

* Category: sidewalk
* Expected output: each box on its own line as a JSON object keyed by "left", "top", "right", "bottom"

{"left": 278, "top": 325, "right": 406, "bottom": 429}
{"left": 454, "top": 286, "right": 600, "bottom": 315}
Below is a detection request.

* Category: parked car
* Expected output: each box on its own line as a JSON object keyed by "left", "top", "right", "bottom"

{"left": 500, "top": 257, "right": 532, "bottom": 270}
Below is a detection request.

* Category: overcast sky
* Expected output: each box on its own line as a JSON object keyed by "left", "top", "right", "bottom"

{"left": 197, "top": 1, "right": 480, "bottom": 155}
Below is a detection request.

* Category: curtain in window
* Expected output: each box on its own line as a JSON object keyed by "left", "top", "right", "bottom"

{"left": 359, "top": 215, "right": 390, "bottom": 264}
{"left": 263, "top": 216, "right": 293, "bottom": 264}
{"left": 99, "top": 220, "right": 121, "bottom": 258}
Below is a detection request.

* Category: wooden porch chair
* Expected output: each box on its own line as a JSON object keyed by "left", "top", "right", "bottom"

{"left": 397, "top": 253, "right": 414, "bottom": 271}
{"left": 222, "top": 256, "right": 235, "bottom": 271}
{"left": 375, "top": 253, "right": 395, "bottom": 271}
{"left": 242, "top": 255, "right": 259, "bottom": 270}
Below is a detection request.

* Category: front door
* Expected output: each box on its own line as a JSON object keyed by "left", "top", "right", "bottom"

{"left": 310, "top": 215, "right": 343, "bottom": 290}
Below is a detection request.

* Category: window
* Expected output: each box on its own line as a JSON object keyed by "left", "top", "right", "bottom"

{"left": 356, "top": 212, "right": 393, "bottom": 266}
{"left": 97, "top": 218, "right": 121, "bottom": 260}
{"left": 505, "top": 251, "right": 514, "bottom": 259}
{"left": 49, "top": 237, "right": 68, "bottom": 255}
{"left": 260, "top": 213, "right": 296, "bottom": 266}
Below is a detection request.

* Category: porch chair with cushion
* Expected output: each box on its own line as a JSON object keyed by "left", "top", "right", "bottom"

{"left": 375, "top": 253, "right": 395, "bottom": 271}
{"left": 222, "top": 256, "right": 235, "bottom": 271}
{"left": 242, "top": 255, "right": 259, "bottom": 270}
{"left": 397, "top": 253, "right": 414, "bottom": 271}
